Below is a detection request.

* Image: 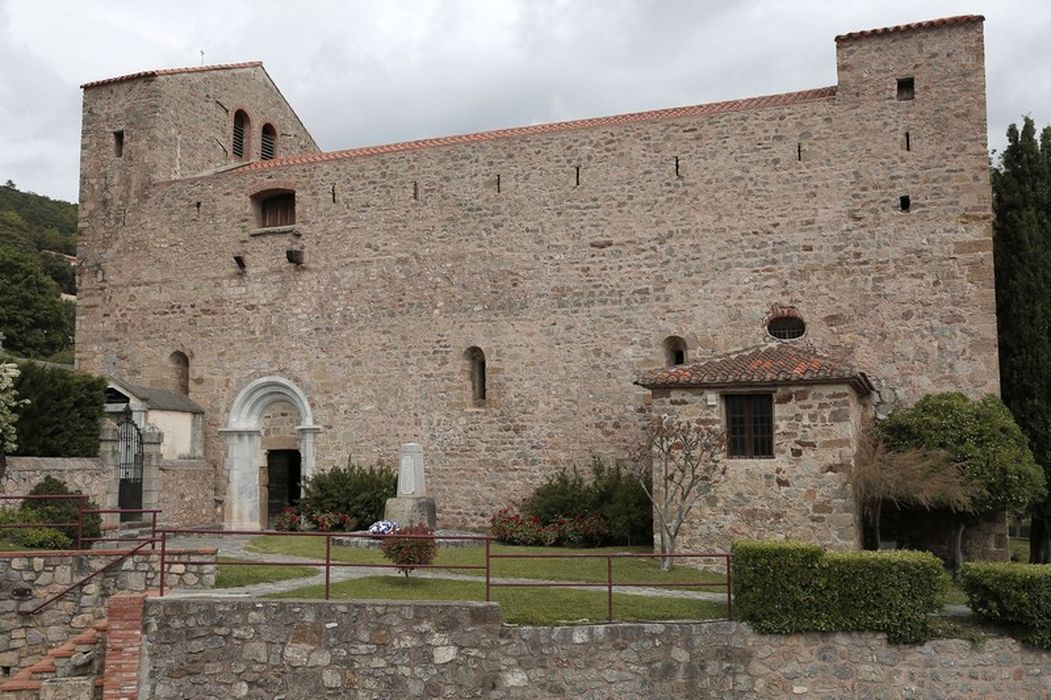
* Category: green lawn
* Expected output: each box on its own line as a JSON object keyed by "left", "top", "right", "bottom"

{"left": 1009, "top": 538, "right": 1030, "bottom": 562}
{"left": 214, "top": 559, "right": 318, "bottom": 588}
{"left": 246, "top": 535, "right": 727, "bottom": 587}
{"left": 267, "top": 575, "right": 727, "bottom": 625}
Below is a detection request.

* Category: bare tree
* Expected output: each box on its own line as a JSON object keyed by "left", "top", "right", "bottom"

{"left": 849, "top": 428, "right": 972, "bottom": 569}
{"left": 629, "top": 416, "right": 726, "bottom": 571}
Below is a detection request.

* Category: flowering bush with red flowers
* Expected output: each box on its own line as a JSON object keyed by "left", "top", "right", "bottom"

{"left": 272, "top": 507, "right": 301, "bottom": 531}
{"left": 490, "top": 508, "right": 609, "bottom": 547}
{"left": 380, "top": 524, "right": 437, "bottom": 577}
{"left": 310, "top": 512, "right": 357, "bottom": 532}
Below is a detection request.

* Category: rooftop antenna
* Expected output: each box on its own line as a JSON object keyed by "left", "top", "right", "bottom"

{"left": 200, "top": 50, "right": 205, "bottom": 66}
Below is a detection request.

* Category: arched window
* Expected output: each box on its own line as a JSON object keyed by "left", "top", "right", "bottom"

{"left": 663, "top": 336, "right": 687, "bottom": 366}
{"left": 253, "top": 189, "right": 296, "bottom": 228}
{"left": 232, "top": 110, "right": 250, "bottom": 159}
{"left": 169, "top": 351, "right": 189, "bottom": 395}
{"left": 465, "top": 347, "right": 486, "bottom": 402}
{"left": 260, "top": 124, "right": 277, "bottom": 160}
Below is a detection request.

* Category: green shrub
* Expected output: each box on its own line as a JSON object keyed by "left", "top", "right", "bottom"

{"left": 519, "top": 458, "right": 652, "bottom": 546}
{"left": 380, "top": 524, "right": 437, "bottom": 577}
{"left": 732, "top": 540, "right": 949, "bottom": 644}
{"left": 961, "top": 562, "right": 1051, "bottom": 648}
{"left": 11, "top": 361, "right": 106, "bottom": 457}
{"left": 298, "top": 464, "right": 396, "bottom": 529}
{"left": 9, "top": 527, "right": 73, "bottom": 550}
{"left": 20, "top": 476, "right": 102, "bottom": 545}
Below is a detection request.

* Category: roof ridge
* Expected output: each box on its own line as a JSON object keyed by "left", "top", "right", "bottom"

{"left": 81, "top": 61, "right": 264, "bottom": 89}
{"left": 235, "top": 85, "right": 837, "bottom": 172}
{"left": 835, "top": 14, "right": 983, "bottom": 43}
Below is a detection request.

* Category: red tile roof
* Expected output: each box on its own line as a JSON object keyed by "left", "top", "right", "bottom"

{"left": 835, "top": 15, "right": 983, "bottom": 43}
{"left": 235, "top": 85, "right": 837, "bottom": 172}
{"left": 81, "top": 61, "right": 263, "bottom": 89}
{"left": 637, "top": 343, "right": 872, "bottom": 394}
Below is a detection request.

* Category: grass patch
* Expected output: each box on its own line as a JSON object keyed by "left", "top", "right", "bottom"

{"left": 215, "top": 559, "right": 317, "bottom": 589}
{"left": 1009, "top": 538, "right": 1029, "bottom": 562}
{"left": 944, "top": 583, "right": 969, "bottom": 606}
{"left": 267, "top": 575, "right": 727, "bottom": 625}
{"left": 246, "top": 535, "right": 725, "bottom": 588}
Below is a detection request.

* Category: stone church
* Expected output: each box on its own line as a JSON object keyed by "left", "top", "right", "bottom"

{"left": 74, "top": 15, "right": 998, "bottom": 552}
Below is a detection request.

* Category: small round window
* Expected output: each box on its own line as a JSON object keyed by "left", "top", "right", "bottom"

{"left": 767, "top": 316, "right": 806, "bottom": 340}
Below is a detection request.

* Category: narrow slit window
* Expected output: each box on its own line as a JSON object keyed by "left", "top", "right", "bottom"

{"left": 260, "top": 124, "right": 277, "bottom": 160}
{"left": 113, "top": 130, "right": 124, "bottom": 158}
{"left": 897, "top": 77, "right": 915, "bottom": 101}
{"left": 465, "top": 347, "right": 486, "bottom": 402}
{"left": 900, "top": 195, "right": 911, "bottom": 212}
{"left": 905, "top": 131, "right": 911, "bottom": 151}
{"left": 232, "top": 110, "right": 249, "bottom": 159}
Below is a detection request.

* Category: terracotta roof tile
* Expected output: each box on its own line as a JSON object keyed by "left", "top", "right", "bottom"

{"left": 637, "top": 343, "right": 872, "bottom": 394}
{"left": 236, "top": 85, "right": 837, "bottom": 172}
{"left": 81, "top": 61, "right": 263, "bottom": 89}
{"left": 835, "top": 15, "right": 983, "bottom": 43}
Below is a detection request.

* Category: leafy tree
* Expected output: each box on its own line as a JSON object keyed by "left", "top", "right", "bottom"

{"left": 992, "top": 116, "right": 1051, "bottom": 563}
{"left": 0, "top": 247, "right": 71, "bottom": 359}
{"left": 629, "top": 416, "right": 726, "bottom": 571}
{"left": 877, "top": 393, "right": 1046, "bottom": 575}
{"left": 11, "top": 361, "right": 106, "bottom": 457}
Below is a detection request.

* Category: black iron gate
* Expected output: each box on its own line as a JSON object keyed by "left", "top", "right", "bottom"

{"left": 117, "top": 413, "right": 143, "bottom": 521}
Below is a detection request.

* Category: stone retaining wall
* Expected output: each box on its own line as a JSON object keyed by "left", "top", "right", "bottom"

{"left": 0, "top": 458, "right": 110, "bottom": 512}
{"left": 142, "top": 598, "right": 1051, "bottom": 699}
{"left": 0, "top": 548, "right": 215, "bottom": 670}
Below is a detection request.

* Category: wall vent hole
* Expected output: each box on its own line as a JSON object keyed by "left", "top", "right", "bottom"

{"left": 897, "top": 77, "right": 915, "bottom": 101}
{"left": 900, "top": 195, "right": 911, "bottom": 212}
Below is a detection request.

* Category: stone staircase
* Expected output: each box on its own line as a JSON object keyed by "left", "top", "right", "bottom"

{"left": 0, "top": 618, "right": 107, "bottom": 699}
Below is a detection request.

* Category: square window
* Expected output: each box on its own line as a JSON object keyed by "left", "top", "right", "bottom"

{"left": 725, "top": 394, "right": 774, "bottom": 458}
{"left": 897, "top": 77, "right": 915, "bottom": 101}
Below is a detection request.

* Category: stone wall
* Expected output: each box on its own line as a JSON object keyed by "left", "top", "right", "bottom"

{"left": 75, "top": 19, "right": 998, "bottom": 529}
{"left": 158, "top": 459, "right": 217, "bottom": 526}
{"left": 647, "top": 383, "right": 864, "bottom": 554}
{"left": 141, "top": 598, "right": 1051, "bottom": 699}
{"left": 0, "top": 548, "right": 215, "bottom": 669}
{"left": 0, "top": 458, "right": 110, "bottom": 511}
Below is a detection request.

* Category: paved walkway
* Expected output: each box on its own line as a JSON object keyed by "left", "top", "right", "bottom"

{"left": 162, "top": 534, "right": 729, "bottom": 603}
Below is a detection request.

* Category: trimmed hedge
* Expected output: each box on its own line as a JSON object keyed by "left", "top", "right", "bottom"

{"left": 961, "top": 562, "right": 1051, "bottom": 648}
{"left": 732, "top": 540, "right": 949, "bottom": 644}
{"left": 11, "top": 361, "right": 106, "bottom": 457}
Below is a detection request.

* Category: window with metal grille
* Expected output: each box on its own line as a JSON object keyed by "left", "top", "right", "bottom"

{"left": 767, "top": 316, "right": 806, "bottom": 340}
{"left": 260, "top": 192, "right": 295, "bottom": 227}
{"left": 233, "top": 110, "right": 249, "bottom": 159}
{"left": 261, "top": 124, "right": 276, "bottom": 160}
{"left": 726, "top": 394, "right": 774, "bottom": 458}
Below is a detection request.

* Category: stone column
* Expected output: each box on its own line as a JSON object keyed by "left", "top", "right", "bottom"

{"left": 140, "top": 427, "right": 164, "bottom": 519}
{"left": 220, "top": 428, "right": 263, "bottom": 530}
{"left": 296, "top": 425, "right": 322, "bottom": 480}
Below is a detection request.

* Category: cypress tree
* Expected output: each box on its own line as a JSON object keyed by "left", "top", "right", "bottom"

{"left": 992, "top": 117, "right": 1051, "bottom": 563}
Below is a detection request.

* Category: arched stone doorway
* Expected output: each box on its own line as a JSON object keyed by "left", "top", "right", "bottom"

{"left": 220, "top": 376, "right": 320, "bottom": 529}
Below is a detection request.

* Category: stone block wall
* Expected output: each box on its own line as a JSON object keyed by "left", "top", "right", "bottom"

{"left": 646, "top": 383, "right": 864, "bottom": 554}
{"left": 75, "top": 19, "right": 999, "bottom": 529}
{"left": 158, "top": 459, "right": 217, "bottom": 526}
{"left": 141, "top": 598, "right": 1051, "bottom": 699}
{"left": 0, "top": 458, "right": 110, "bottom": 512}
{"left": 0, "top": 548, "right": 215, "bottom": 670}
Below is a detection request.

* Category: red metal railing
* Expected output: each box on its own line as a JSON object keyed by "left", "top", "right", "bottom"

{"left": 0, "top": 494, "right": 160, "bottom": 550}
{"left": 156, "top": 529, "right": 492, "bottom": 598}
{"left": 156, "top": 528, "right": 733, "bottom": 622}
{"left": 486, "top": 551, "right": 733, "bottom": 622}
{"left": 0, "top": 494, "right": 89, "bottom": 548}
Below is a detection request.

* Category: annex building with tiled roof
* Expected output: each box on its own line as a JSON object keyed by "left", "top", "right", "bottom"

{"left": 73, "top": 15, "right": 1004, "bottom": 555}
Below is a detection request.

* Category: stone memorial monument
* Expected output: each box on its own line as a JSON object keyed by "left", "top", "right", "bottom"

{"left": 384, "top": 443, "right": 437, "bottom": 529}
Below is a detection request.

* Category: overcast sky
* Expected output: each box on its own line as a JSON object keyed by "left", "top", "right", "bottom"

{"left": 1, "top": 0, "right": 1048, "bottom": 203}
